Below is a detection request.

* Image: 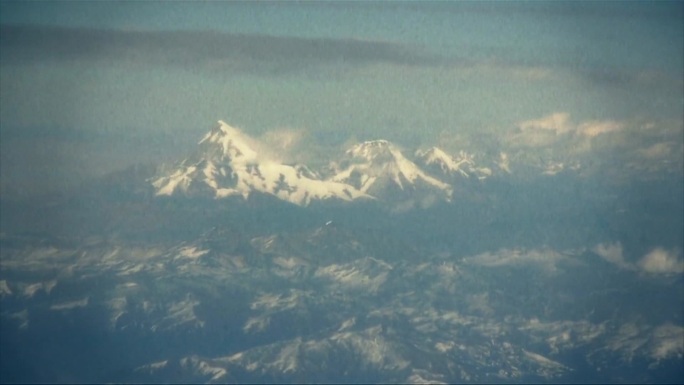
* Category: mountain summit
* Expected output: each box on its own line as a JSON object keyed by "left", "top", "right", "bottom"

{"left": 330, "top": 140, "right": 453, "bottom": 206}
{"left": 197, "top": 119, "right": 261, "bottom": 163}
{"left": 150, "top": 120, "right": 538, "bottom": 209}
{"left": 152, "top": 121, "right": 370, "bottom": 206}
{"left": 415, "top": 147, "right": 493, "bottom": 180}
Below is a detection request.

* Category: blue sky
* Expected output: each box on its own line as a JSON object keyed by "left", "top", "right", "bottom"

{"left": 1, "top": 1, "right": 682, "bottom": 195}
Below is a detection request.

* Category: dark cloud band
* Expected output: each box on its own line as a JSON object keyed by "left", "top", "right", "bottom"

{"left": 0, "top": 25, "right": 446, "bottom": 73}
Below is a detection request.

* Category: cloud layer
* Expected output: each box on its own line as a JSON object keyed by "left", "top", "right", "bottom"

{"left": 638, "top": 248, "right": 684, "bottom": 274}
{"left": 593, "top": 242, "right": 684, "bottom": 275}
{"left": 498, "top": 112, "right": 683, "bottom": 178}
{"left": 0, "top": 25, "right": 445, "bottom": 75}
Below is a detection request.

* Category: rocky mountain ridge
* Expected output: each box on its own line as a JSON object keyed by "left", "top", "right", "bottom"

{"left": 151, "top": 120, "right": 574, "bottom": 208}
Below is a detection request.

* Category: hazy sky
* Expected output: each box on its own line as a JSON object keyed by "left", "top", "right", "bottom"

{"left": 1, "top": 1, "right": 682, "bottom": 196}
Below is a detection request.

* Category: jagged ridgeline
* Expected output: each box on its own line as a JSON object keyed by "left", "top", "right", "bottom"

{"left": 151, "top": 120, "right": 514, "bottom": 208}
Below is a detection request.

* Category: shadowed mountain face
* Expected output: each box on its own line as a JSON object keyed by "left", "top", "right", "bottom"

{"left": 1, "top": 120, "right": 682, "bottom": 384}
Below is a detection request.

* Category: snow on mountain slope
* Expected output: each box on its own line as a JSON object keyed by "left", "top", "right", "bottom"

{"left": 330, "top": 140, "right": 452, "bottom": 201}
{"left": 415, "top": 147, "right": 493, "bottom": 180}
{"left": 152, "top": 121, "right": 370, "bottom": 206}
{"left": 152, "top": 120, "right": 583, "bottom": 208}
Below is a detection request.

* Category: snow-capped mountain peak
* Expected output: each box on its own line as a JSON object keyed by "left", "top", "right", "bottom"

{"left": 415, "top": 147, "right": 467, "bottom": 175}
{"left": 416, "top": 147, "right": 493, "bottom": 180}
{"left": 152, "top": 121, "right": 371, "bottom": 206}
{"left": 332, "top": 140, "right": 452, "bottom": 201}
{"left": 346, "top": 140, "right": 393, "bottom": 161}
{"left": 198, "top": 120, "right": 260, "bottom": 163}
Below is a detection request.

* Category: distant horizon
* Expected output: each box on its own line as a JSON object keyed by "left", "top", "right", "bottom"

{"left": 1, "top": 1, "right": 682, "bottom": 196}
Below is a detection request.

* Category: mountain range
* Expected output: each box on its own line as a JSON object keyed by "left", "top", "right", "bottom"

{"left": 1, "top": 119, "right": 681, "bottom": 384}
{"left": 151, "top": 120, "right": 577, "bottom": 209}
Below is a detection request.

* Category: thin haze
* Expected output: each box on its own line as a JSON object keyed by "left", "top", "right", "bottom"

{"left": 0, "top": 1, "right": 682, "bottom": 195}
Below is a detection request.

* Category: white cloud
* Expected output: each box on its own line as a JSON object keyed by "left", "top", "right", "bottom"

{"left": 510, "top": 112, "right": 625, "bottom": 149}
{"left": 577, "top": 120, "right": 624, "bottom": 138}
{"left": 638, "top": 248, "right": 684, "bottom": 274}
{"left": 518, "top": 112, "right": 573, "bottom": 135}
{"left": 260, "top": 128, "right": 306, "bottom": 153}
{"left": 519, "top": 318, "right": 606, "bottom": 354}
{"left": 497, "top": 152, "right": 512, "bottom": 173}
{"left": 257, "top": 127, "right": 309, "bottom": 163}
{"left": 638, "top": 142, "right": 674, "bottom": 159}
{"left": 604, "top": 322, "right": 684, "bottom": 362}
{"left": 463, "top": 248, "right": 569, "bottom": 273}
{"left": 592, "top": 242, "right": 633, "bottom": 270}
{"left": 650, "top": 324, "right": 684, "bottom": 360}
{"left": 592, "top": 243, "right": 684, "bottom": 275}
{"left": 498, "top": 115, "right": 682, "bottom": 180}
{"left": 605, "top": 322, "right": 647, "bottom": 361}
